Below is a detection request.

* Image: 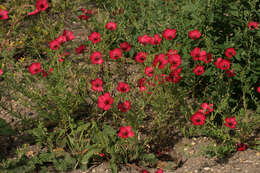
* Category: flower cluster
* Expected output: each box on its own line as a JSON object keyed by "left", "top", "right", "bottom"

{"left": 224, "top": 117, "right": 237, "bottom": 129}
{"left": 191, "top": 102, "right": 213, "bottom": 126}
{"left": 28, "top": 62, "right": 53, "bottom": 77}
{"left": 78, "top": 8, "right": 95, "bottom": 20}
{"left": 49, "top": 30, "right": 75, "bottom": 50}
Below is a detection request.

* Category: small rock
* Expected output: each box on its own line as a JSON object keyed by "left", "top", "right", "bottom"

{"left": 204, "top": 167, "right": 210, "bottom": 171}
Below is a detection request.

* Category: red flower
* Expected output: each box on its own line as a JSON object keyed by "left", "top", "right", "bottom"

{"left": 36, "top": 0, "right": 49, "bottom": 11}
{"left": 257, "top": 86, "right": 260, "bottom": 93}
{"left": 145, "top": 66, "right": 154, "bottom": 77}
{"left": 120, "top": 42, "right": 131, "bottom": 52}
{"left": 106, "top": 22, "right": 117, "bottom": 31}
{"left": 188, "top": 30, "right": 201, "bottom": 40}
{"left": 150, "top": 34, "right": 162, "bottom": 45}
{"left": 64, "top": 51, "right": 70, "bottom": 56}
{"left": 109, "top": 48, "right": 122, "bottom": 60}
{"left": 162, "top": 28, "right": 176, "bottom": 40}
{"left": 0, "top": 9, "right": 8, "bottom": 20}
{"left": 155, "top": 169, "right": 164, "bottom": 173}
{"left": 99, "top": 153, "right": 105, "bottom": 157}
{"left": 202, "top": 53, "right": 213, "bottom": 64}
{"left": 218, "top": 59, "right": 230, "bottom": 70}
{"left": 28, "top": 62, "right": 41, "bottom": 75}
{"left": 172, "top": 67, "right": 182, "bottom": 76}
{"left": 80, "top": 8, "right": 94, "bottom": 15}
{"left": 142, "top": 170, "right": 149, "bottom": 173}
{"left": 168, "top": 54, "right": 181, "bottom": 69}
{"left": 153, "top": 54, "right": 168, "bottom": 69}
{"left": 42, "top": 67, "right": 53, "bottom": 77}
{"left": 224, "top": 117, "right": 237, "bottom": 129}
{"left": 78, "top": 15, "right": 90, "bottom": 20}
{"left": 0, "top": 69, "right": 3, "bottom": 75}
{"left": 56, "top": 35, "right": 67, "bottom": 44}
{"left": 62, "top": 30, "right": 75, "bottom": 41}
{"left": 90, "top": 51, "right": 103, "bottom": 64}
{"left": 138, "top": 78, "right": 147, "bottom": 92}
{"left": 118, "top": 126, "right": 134, "bottom": 139}
{"left": 58, "top": 51, "right": 70, "bottom": 59}
{"left": 49, "top": 67, "right": 53, "bottom": 73}
{"left": 28, "top": 9, "right": 40, "bottom": 16}
{"left": 200, "top": 103, "right": 213, "bottom": 114}
{"left": 42, "top": 70, "right": 48, "bottom": 77}
{"left": 155, "top": 74, "right": 167, "bottom": 85}
{"left": 49, "top": 39, "right": 60, "bottom": 50}
{"left": 117, "top": 82, "right": 130, "bottom": 93}
{"left": 157, "top": 150, "right": 162, "bottom": 156}
{"left": 98, "top": 92, "right": 114, "bottom": 110}
{"left": 138, "top": 35, "right": 152, "bottom": 45}
{"left": 225, "top": 48, "right": 236, "bottom": 58}
{"left": 214, "top": 57, "right": 223, "bottom": 67}
{"left": 237, "top": 143, "right": 247, "bottom": 151}
{"left": 166, "top": 69, "right": 182, "bottom": 83}
{"left": 88, "top": 32, "right": 101, "bottom": 44}
{"left": 91, "top": 78, "right": 103, "bottom": 92}
{"left": 215, "top": 58, "right": 230, "bottom": 70}
{"left": 193, "top": 65, "right": 205, "bottom": 76}
{"left": 75, "top": 44, "right": 87, "bottom": 54}
{"left": 167, "top": 49, "right": 178, "bottom": 56}
{"left": 58, "top": 58, "right": 64, "bottom": 62}
{"left": 248, "top": 21, "right": 258, "bottom": 30}
{"left": 135, "top": 52, "right": 147, "bottom": 63}
{"left": 190, "top": 47, "right": 206, "bottom": 61}
{"left": 118, "top": 100, "right": 131, "bottom": 112}
{"left": 191, "top": 112, "right": 206, "bottom": 126}
{"left": 225, "top": 69, "right": 235, "bottom": 77}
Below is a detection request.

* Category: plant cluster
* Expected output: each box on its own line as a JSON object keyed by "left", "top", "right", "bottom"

{"left": 0, "top": 0, "right": 259, "bottom": 172}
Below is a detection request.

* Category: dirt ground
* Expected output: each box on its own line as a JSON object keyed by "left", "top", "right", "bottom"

{"left": 63, "top": 137, "right": 260, "bottom": 173}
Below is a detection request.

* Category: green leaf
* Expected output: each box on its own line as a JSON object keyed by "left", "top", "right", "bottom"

{"left": 0, "top": 118, "right": 16, "bottom": 136}
{"left": 110, "top": 162, "right": 118, "bottom": 173}
{"left": 81, "top": 144, "right": 102, "bottom": 165}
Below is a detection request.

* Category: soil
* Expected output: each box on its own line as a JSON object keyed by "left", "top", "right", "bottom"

{"left": 64, "top": 137, "right": 260, "bottom": 173}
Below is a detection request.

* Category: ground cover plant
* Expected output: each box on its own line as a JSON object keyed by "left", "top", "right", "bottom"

{"left": 0, "top": 0, "right": 259, "bottom": 172}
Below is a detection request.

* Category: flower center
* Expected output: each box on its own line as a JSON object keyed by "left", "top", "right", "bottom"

{"left": 123, "top": 131, "right": 128, "bottom": 136}
{"left": 40, "top": 4, "right": 45, "bottom": 9}
{"left": 195, "top": 119, "right": 201, "bottom": 123}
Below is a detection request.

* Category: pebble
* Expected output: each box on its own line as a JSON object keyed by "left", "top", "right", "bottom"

{"left": 204, "top": 167, "right": 210, "bottom": 171}
{"left": 191, "top": 141, "right": 196, "bottom": 145}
